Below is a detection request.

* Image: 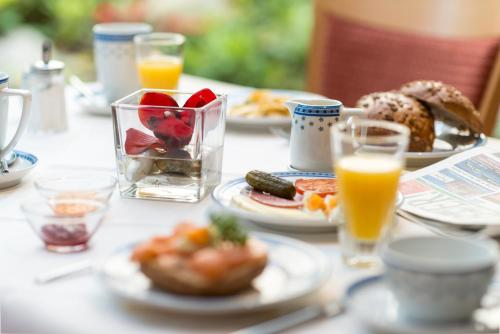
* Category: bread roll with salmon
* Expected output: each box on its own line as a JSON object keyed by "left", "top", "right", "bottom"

{"left": 131, "top": 214, "right": 267, "bottom": 296}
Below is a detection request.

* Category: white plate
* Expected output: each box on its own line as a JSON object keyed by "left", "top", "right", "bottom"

{"left": 345, "top": 275, "right": 499, "bottom": 334}
{"left": 99, "top": 232, "right": 332, "bottom": 314}
{"left": 213, "top": 172, "right": 337, "bottom": 232}
{"left": 269, "top": 122, "right": 487, "bottom": 169}
{"left": 226, "top": 89, "right": 326, "bottom": 128}
{"left": 405, "top": 130, "right": 487, "bottom": 168}
{"left": 212, "top": 171, "right": 403, "bottom": 233}
{"left": 0, "top": 150, "right": 38, "bottom": 190}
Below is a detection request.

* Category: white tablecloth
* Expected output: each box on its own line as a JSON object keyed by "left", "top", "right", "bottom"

{"left": 1, "top": 75, "right": 498, "bottom": 334}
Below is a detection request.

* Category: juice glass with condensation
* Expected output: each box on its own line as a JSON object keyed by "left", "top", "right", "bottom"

{"left": 331, "top": 119, "right": 409, "bottom": 268}
{"left": 134, "top": 33, "right": 185, "bottom": 90}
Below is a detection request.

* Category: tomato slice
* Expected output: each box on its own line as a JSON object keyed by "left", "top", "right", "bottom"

{"left": 295, "top": 178, "right": 337, "bottom": 197}
{"left": 139, "top": 92, "right": 178, "bottom": 129}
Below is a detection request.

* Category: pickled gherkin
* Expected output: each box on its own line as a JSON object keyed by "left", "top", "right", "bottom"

{"left": 245, "top": 170, "right": 296, "bottom": 199}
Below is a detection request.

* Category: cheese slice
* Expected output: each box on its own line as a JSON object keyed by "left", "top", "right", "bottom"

{"left": 231, "top": 194, "right": 322, "bottom": 220}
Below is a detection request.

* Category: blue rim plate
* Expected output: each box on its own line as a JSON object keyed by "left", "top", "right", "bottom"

{"left": 99, "top": 232, "right": 332, "bottom": 314}
{"left": 212, "top": 171, "right": 404, "bottom": 233}
{"left": 212, "top": 172, "right": 337, "bottom": 232}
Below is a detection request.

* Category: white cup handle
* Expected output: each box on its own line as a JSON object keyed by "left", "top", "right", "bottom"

{"left": 342, "top": 107, "right": 366, "bottom": 118}
{"left": 0, "top": 88, "right": 32, "bottom": 159}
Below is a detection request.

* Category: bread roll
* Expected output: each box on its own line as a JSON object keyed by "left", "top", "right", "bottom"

{"left": 140, "top": 239, "right": 268, "bottom": 296}
{"left": 356, "top": 92, "right": 435, "bottom": 152}
{"left": 400, "top": 80, "right": 483, "bottom": 134}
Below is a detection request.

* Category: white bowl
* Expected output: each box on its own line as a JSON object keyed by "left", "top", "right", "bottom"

{"left": 381, "top": 236, "right": 498, "bottom": 323}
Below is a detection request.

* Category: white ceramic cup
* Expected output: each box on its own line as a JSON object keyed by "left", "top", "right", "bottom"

{"left": 284, "top": 99, "right": 365, "bottom": 172}
{"left": 381, "top": 236, "right": 498, "bottom": 323}
{"left": 0, "top": 73, "right": 32, "bottom": 160}
{"left": 93, "top": 22, "right": 152, "bottom": 104}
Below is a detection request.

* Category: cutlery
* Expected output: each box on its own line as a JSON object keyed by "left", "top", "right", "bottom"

{"left": 35, "top": 259, "right": 94, "bottom": 284}
{"left": 230, "top": 301, "right": 344, "bottom": 334}
{"left": 397, "top": 210, "right": 486, "bottom": 239}
{"left": 1, "top": 158, "right": 9, "bottom": 174}
{"left": 69, "top": 75, "right": 96, "bottom": 103}
{"left": 268, "top": 127, "right": 290, "bottom": 141}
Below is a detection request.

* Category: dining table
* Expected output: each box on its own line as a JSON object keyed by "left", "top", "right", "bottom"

{"left": 1, "top": 74, "right": 499, "bottom": 334}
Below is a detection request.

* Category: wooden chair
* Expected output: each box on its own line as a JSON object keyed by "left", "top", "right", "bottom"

{"left": 308, "top": 0, "right": 500, "bottom": 135}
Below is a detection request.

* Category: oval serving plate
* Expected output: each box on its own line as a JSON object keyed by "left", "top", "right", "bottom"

{"left": 212, "top": 172, "right": 403, "bottom": 233}
{"left": 266, "top": 122, "right": 487, "bottom": 169}
{"left": 405, "top": 133, "right": 486, "bottom": 168}
{"left": 100, "top": 232, "right": 332, "bottom": 315}
{"left": 226, "top": 89, "right": 326, "bottom": 128}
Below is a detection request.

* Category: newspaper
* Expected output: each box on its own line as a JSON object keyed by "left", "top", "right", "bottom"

{"left": 400, "top": 146, "right": 500, "bottom": 225}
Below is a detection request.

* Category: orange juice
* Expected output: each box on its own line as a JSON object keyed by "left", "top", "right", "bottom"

{"left": 137, "top": 56, "right": 183, "bottom": 89}
{"left": 335, "top": 155, "right": 402, "bottom": 241}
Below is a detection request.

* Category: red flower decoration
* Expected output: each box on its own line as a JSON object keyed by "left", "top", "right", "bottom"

{"left": 183, "top": 88, "right": 217, "bottom": 108}
{"left": 153, "top": 116, "right": 194, "bottom": 149}
{"left": 125, "top": 89, "right": 217, "bottom": 153}
{"left": 124, "top": 128, "right": 161, "bottom": 155}
{"left": 138, "top": 92, "right": 178, "bottom": 130}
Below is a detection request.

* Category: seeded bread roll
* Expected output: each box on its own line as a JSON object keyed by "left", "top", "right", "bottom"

{"left": 356, "top": 92, "right": 435, "bottom": 152}
{"left": 400, "top": 80, "right": 483, "bottom": 134}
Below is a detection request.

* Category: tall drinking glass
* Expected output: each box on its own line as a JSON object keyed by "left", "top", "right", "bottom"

{"left": 331, "top": 119, "right": 409, "bottom": 268}
{"left": 134, "top": 33, "right": 185, "bottom": 90}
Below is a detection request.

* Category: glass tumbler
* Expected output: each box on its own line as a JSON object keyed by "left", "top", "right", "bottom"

{"left": 331, "top": 119, "right": 409, "bottom": 268}
{"left": 134, "top": 33, "right": 185, "bottom": 90}
{"left": 111, "top": 89, "right": 226, "bottom": 202}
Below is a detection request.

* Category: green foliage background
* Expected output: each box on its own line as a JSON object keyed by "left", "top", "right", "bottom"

{"left": 0, "top": 0, "right": 312, "bottom": 90}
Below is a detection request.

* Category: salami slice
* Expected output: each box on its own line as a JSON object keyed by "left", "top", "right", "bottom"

{"left": 248, "top": 190, "right": 303, "bottom": 209}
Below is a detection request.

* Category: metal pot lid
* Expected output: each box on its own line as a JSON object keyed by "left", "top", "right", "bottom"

{"left": 0, "top": 73, "right": 8, "bottom": 84}
{"left": 31, "top": 59, "right": 65, "bottom": 73}
{"left": 31, "top": 40, "right": 64, "bottom": 73}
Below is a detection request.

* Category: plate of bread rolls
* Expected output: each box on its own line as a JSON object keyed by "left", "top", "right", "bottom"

{"left": 356, "top": 80, "right": 486, "bottom": 168}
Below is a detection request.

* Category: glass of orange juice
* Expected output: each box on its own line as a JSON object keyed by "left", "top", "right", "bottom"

{"left": 331, "top": 119, "right": 409, "bottom": 268}
{"left": 134, "top": 33, "right": 185, "bottom": 90}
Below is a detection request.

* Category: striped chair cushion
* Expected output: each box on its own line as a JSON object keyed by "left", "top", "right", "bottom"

{"left": 315, "top": 14, "right": 500, "bottom": 107}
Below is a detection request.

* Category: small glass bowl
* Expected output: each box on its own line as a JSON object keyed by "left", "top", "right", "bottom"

{"left": 21, "top": 199, "right": 108, "bottom": 253}
{"left": 34, "top": 173, "right": 117, "bottom": 203}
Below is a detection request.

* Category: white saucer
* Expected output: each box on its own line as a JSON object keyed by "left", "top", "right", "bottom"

{"left": 345, "top": 275, "right": 500, "bottom": 334}
{"left": 100, "top": 232, "right": 332, "bottom": 314}
{"left": 0, "top": 150, "right": 38, "bottom": 190}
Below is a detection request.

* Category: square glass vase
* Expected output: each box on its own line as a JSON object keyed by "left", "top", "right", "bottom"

{"left": 111, "top": 89, "right": 226, "bottom": 202}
